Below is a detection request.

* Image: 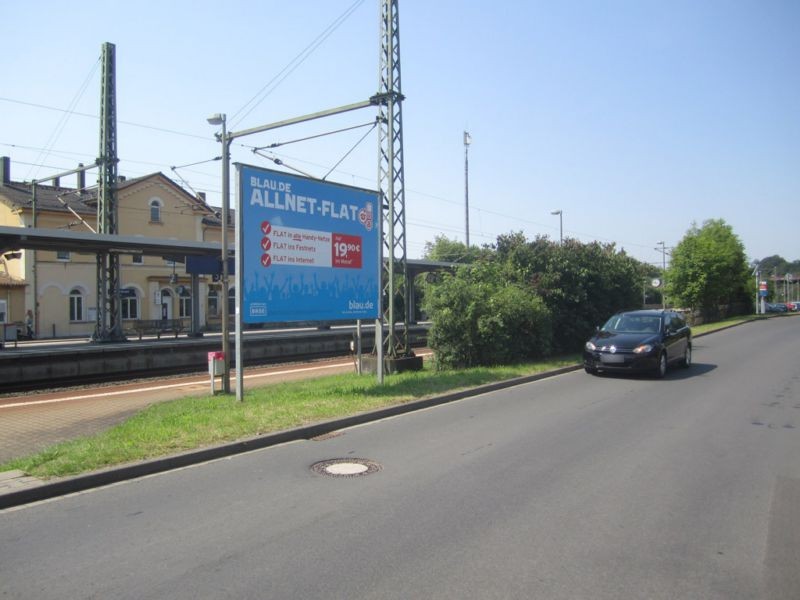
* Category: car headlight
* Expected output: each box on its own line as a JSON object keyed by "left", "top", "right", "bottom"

{"left": 633, "top": 344, "right": 653, "bottom": 354}
{"left": 585, "top": 341, "right": 596, "bottom": 351}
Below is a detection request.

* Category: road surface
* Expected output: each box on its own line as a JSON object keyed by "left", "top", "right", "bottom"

{"left": 1, "top": 318, "right": 798, "bottom": 599}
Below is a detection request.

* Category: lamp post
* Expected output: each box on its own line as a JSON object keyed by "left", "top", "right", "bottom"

{"left": 751, "top": 261, "right": 761, "bottom": 315}
{"left": 463, "top": 131, "right": 471, "bottom": 247}
{"left": 206, "top": 113, "right": 231, "bottom": 395}
{"left": 656, "top": 241, "right": 668, "bottom": 309}
{"left": 550, "top": 209, "right": 563, "bottom": 245}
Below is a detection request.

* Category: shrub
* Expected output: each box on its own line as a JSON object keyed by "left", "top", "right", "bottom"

{"left": 423, "top": 262, "right": 552, "bottom": 369}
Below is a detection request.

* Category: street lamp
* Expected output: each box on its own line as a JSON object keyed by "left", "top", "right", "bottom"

{"left": 656, "top": 241, "right": 668, "bottom": 309}
{"left": 463, "top": 131, "right": 471, "bottom": 247}
{"left": 550, "top": 209, "right": 563, "bottom": 245}
{"left": 207, "top": 113, "right": 232, "bottom": 395}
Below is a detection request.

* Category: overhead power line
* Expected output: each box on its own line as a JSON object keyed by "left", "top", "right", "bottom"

{"left": 229, "top": 0, "right": 367, "bottom": 129}
{"left": 25, "top": 58, "right": 99, "bottom": 181}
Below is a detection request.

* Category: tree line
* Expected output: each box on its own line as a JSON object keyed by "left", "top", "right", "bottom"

{"left": 420, "top": 219, "right": 757, "bottom": 369}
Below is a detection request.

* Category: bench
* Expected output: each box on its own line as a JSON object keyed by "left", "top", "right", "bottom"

{"left": 131, "top": 319, "right": 186, "bottom": 340}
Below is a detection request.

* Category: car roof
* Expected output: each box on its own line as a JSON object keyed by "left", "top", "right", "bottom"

{"left": 613, "top": 309, "right": 670, "bottom": 317}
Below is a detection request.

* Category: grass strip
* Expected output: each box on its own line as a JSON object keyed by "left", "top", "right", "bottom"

{"left": 690, "top": 314, "right": 768, "bottom": 335}
{"left": 1, "top": 356, "right": 579, "bottom": 479}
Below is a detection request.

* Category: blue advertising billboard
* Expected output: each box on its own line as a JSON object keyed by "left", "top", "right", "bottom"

{"left": 236, "top": 164, "right": 380, "bottom": 324}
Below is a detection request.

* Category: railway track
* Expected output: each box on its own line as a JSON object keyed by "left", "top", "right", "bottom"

{"left": 0, "top": 324, "right": 430, "bottom": 394}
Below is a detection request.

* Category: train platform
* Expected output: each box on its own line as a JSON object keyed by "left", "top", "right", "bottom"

{"left": 0, "top": 323, "right": 429, "bottom": 391}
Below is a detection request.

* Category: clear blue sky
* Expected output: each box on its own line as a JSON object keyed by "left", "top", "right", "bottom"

{"left": 2, "top": 0, "right": 798, "bottom": 268}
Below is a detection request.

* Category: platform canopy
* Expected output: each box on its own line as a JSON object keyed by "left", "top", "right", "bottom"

{"left": 0, "top": 225, "right": 225, "bottom": 262}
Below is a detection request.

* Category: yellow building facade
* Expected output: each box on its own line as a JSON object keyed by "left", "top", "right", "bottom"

{"left": 0, "top": 156, "right": 230, "bottom": 339}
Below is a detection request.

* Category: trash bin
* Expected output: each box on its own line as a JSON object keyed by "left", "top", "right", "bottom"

{"left": 208, "top": 351, "right": 225, "bottom": 393}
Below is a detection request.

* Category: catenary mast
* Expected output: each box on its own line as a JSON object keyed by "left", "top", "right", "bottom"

{"left": 94, "top": 42, "right": 124, "bottom": 341}
{"left": 378, "top": 0, "right": 411, "bottom": 359}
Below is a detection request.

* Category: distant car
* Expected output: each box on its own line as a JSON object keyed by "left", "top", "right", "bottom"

{"left": 583, "top": 309, "right": 692, "bottom": 378}
{"left": 765, "top": 303, "right": 788, "bottom": 313}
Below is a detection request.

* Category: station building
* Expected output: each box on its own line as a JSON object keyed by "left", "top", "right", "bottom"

{"left": 0, "top": 156, "right": 231, "bottom": 339}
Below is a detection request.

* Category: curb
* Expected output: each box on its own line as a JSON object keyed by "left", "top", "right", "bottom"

{"left": 0, "top": 364, "right": 581, "bottom": 510}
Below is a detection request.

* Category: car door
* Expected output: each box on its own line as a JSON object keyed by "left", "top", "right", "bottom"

{"left": 664, "top": 313, "right": 687, "bottom": 363}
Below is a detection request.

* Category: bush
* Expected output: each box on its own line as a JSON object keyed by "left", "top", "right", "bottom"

{"left": 423, "top": 262, "right": 552, "bottom": 369}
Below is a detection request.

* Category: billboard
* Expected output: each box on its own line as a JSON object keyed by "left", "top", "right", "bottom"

{"left": 237, "top": 164, "right": 380, "bottom": 324}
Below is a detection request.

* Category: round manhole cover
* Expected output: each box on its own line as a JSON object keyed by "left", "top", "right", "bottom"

{"left": 311, "top": 458, "right": 382, "bottom": 478}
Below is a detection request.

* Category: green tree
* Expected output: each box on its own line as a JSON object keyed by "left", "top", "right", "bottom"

{"left": 422, "top": 235, "right": 487, "bottom": 263}
{"left": 666, "top": 219, "right": 750, "bottom": 315}
{"left": 527, "top": 239, "right": 644, "bottom": 352}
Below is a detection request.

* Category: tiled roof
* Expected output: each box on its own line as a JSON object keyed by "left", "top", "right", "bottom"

{"left": 0, "top": 181, "right": 95, "bottom": 214}
{"left": 0, "top": 270, "right": 26, "bottom": 288}
{"left": 0, "top": 172, "right": 217, "bottom": 219}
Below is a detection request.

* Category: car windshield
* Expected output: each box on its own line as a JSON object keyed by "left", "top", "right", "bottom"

{"left": 602, "top": 314, "right": 661, "bottom": 334}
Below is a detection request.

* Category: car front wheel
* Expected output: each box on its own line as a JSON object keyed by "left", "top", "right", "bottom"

{"left": 655, "top": 352, "right": 667, "bottom": 378}
{"left": 681, "top": 345, "right": 692, "bottom": 368}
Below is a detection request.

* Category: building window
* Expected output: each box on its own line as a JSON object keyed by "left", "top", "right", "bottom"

{"left": 132, "top": 254, "right": 143, "bottom": 265}
{"left": 207, "top": 289, "right": 219, "bottom": 317}
{"left": 69, "top": 288, "right": 84, "bottom": 321}
{"left": 149, "top": 198, "right": 163, "bottom": 223}
{"left": 179, "top": 287, "right": 192, "bottom": 318}
{"left": 56, "top": 250, "right": 70, "bottom": 261}
{"left": 0, "top": 299, "right": 7, "bottom": 323}
{"left": 160, "top": 289, "right": 172, "bottom": 320}
{"left": 121, "top": 288, "right": 139, "bottom": 320}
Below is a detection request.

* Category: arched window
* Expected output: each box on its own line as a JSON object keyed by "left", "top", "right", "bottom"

{"left": 69, "top": 288, "right": 84, "bottom": 321}
{"left": 121, "top": 287, "right": 139, "bottom": 320}
{"left": 149, "top": 197, "right": 163, "bottom": 223}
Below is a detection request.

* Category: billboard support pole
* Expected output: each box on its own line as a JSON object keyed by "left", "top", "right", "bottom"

{"left": 235, "top": 164, "right": 244, "bottom": 402}
{"left": 356, "top": 319, "right": 363, "bottom": 375}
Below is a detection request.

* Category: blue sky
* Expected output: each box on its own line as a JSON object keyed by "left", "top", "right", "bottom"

{"left": 2, "top": 0, "right": 798, "bottom": 268}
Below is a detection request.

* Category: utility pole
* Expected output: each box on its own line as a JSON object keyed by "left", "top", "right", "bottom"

{"left": 94, "top": 42, "right": 124, "bottom": 341}
{"left": 463, "top": 131, "right": 471, "bottom": 247}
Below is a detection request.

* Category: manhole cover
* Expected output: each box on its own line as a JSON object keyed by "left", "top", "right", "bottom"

{"left": 311, "top": 458, "right": 382, "bottom": 478}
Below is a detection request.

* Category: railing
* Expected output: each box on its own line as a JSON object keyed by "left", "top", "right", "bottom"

{"left": 130, "top": 318, "right": 187, "bottom": 340}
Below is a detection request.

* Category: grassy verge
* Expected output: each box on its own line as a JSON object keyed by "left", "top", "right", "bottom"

{"left": 0, "top": 313, "right": 772, "bottom": 481}
{"left": 1, "top": 356, "right": 579, "bottom": 479}
{"left": 690, "top": 314, "right": 768, "bottom": 335}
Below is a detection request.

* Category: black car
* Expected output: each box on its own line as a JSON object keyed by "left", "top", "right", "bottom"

{"left": 583, "top": 309, "right": 692, "bottom": 378}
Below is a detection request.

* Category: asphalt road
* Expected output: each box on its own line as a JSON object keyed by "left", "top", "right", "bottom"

{"left": 1, "top": 318, "right": 799, "bottom": 599}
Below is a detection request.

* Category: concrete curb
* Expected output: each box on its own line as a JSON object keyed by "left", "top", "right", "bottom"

{"left": 0, "top": 364, "right": 582, "bottom": 510}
